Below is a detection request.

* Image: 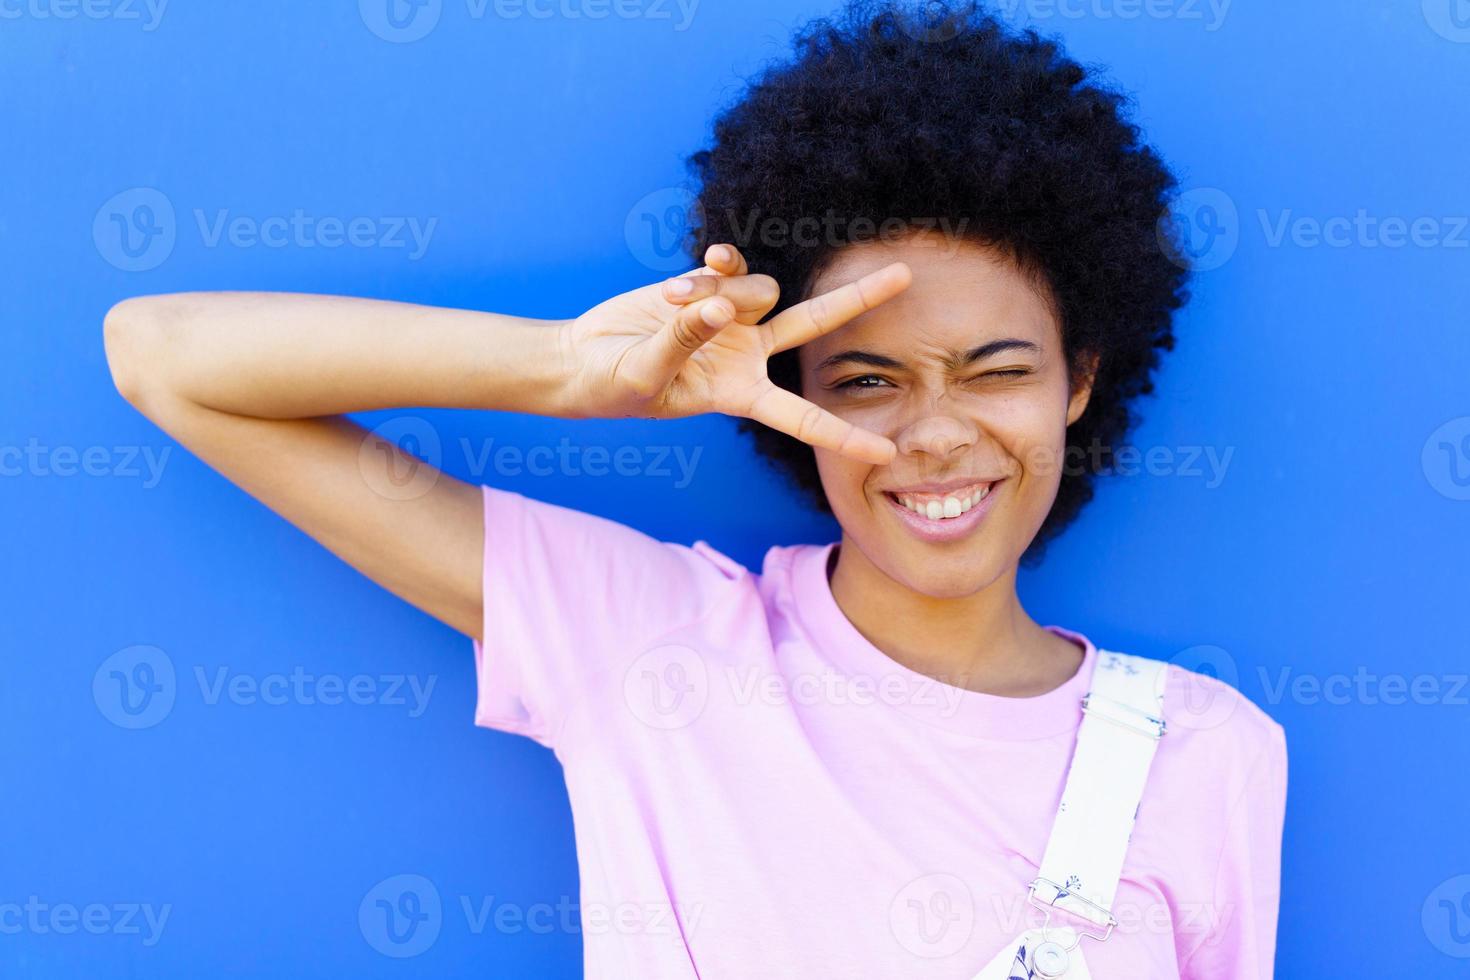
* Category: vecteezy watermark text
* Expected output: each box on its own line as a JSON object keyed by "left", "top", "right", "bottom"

{"left": 357, "top": 873, "right": 700, "bottom": 958}
{"left": 94, "top": 188, "right": 438, "bottom": 272}
{"left": 0, "top": 897, "right": 170, "bottom": 946}
{"left": 358, "top": 0, "right": 700, "bottom": 43}
{"left": 0, "top": 0, "right": 167, "bottom": 30}
{"left": 992, "top": 0, "right": 1232, "bottom": 31}
{"left": 93, "top": 645, "right": 437, "bottom": 729}
{"left": 1257, "top": 667, "right": 1470, "bottom": 707}
{"left": 0, "top": 439, "right": 169, "bottom": 488}
{"left": 623, "top": 188, "right": 977, "bottom": 272}
{"left": 1160, "top": 187, "right": 1470, "bottom": 271}
{"left": 358, "top": 417, "right": 705, "bottom": 501}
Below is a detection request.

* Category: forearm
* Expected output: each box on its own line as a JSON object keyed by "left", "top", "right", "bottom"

{"left": 103, "top": 291, "right": 574, "bottom": 419}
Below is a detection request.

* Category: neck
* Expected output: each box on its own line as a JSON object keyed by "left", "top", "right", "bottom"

{"left": 826, "top": 536, "right": 1083, "bottom": 697}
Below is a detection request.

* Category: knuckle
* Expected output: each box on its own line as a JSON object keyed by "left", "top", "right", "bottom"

{"left": 795, "top": 404, "right": 825, "bottom": 443}
{"left": 670, "top": 313, "right": 703, "bottom": 351}
{"left": 807, "top": 294, "right": 830, "bottom": 330}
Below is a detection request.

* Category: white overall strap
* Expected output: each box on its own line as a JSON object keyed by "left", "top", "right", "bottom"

{"left": 969, "top": 650, "right": 1169, "bottom": 980}
{"left": 1034, "top": 651, "right": 1168, "bottom": 927}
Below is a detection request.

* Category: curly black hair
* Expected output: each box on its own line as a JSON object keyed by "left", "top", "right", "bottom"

{"left": 687, "top": 0, "right": 1190, "bottom": 561}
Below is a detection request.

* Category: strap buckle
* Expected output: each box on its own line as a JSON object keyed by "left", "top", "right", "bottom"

{"left": 1080, "top": 693, "right": 1167, "bottom": 739}
{"left": 1027, "top": 877, "right": 1116, "bottom": 946}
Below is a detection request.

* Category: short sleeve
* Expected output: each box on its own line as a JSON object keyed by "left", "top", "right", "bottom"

{"left": 1180, "top": 721, "right": 1289, "bottom": 979}
{"left": 469, "top": 484, "right": 746, "bottom": 749}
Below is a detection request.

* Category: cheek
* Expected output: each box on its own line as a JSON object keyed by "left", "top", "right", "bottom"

{"left": 977, "top": 387, "right": 1074, "bottom": 482}
{"left": 813, "top": 449, "right": 870, "bottom": 505}
{"left": 1007, "top": 392, "right": 1075, "bottom": 485}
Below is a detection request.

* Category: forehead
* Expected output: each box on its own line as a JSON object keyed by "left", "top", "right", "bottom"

{"left": 801, "top": 234, "right": 1060, "bottom": 363}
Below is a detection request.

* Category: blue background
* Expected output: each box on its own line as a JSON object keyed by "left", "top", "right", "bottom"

{"left": 3, "top": 0, "right": 1468, "bottom": 975}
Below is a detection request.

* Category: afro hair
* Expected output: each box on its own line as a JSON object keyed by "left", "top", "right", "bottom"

{"left": 687, "top": 0, "right": 1191, "bottom": 560}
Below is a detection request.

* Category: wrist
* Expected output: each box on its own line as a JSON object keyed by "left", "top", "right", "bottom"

{"left": 546, "top": 317, "right": 582, "bottom": 419}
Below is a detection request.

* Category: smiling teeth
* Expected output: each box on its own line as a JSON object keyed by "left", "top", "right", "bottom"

{"left": 897, "top": 485, "right": 991, "bottom": 520}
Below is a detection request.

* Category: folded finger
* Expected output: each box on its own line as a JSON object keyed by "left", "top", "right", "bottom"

{"left": 626, "top": 296, "right": 737, "bottom": 392}
{"left": 661, "top": 272, "right": 780, "bottom": 320}
{"left": 704, "top": 244, "right": 749, "bottom": 276}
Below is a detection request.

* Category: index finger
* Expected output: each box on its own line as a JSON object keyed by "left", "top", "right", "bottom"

{"left": 763, "top": 262, "right": 912, "bottom": 354}
{"left": 745, "top": 383, "right": 896, "bottom": 465}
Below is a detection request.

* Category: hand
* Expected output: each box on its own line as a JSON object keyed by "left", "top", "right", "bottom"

{"left": 559, "top": 244, "right": 912, "bottom": 465}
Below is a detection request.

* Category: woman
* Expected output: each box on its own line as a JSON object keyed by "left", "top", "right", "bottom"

{"left": 103, "top": 2, "right": 1286, "bottom": 976}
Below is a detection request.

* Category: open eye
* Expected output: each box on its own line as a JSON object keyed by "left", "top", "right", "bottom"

{"left": 835, "top": 375, "right": 894, "bottom": 390}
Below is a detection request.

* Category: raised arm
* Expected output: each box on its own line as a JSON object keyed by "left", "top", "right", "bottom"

{"left": 102, "top": 245, "right": 912, "bottom": 640}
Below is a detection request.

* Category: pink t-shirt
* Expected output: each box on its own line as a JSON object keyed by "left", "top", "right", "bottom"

{"left": 471, "top": 485, "right": 1288, "bottom": 979}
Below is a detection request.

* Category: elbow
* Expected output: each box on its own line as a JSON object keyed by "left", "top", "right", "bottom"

{"left": 103, "top": 294, "right": 184, "bottom": 410}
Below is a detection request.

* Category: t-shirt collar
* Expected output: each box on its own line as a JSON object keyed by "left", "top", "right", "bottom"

{"left": 788, "top": 541, "right": 1096, "bottom": 741}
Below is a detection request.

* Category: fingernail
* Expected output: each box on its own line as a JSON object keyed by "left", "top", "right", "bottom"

{"left": 702, "top": 303, "right": 730, "bottom": 326}
{"left": 667, "top": 278, "right": 694, "bottom": 297}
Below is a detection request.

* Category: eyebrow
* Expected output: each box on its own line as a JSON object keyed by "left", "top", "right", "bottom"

{"left": 815, "top": 338, "right": 1042, "bottom": 372}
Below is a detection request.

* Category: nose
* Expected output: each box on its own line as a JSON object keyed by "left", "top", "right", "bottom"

{"left": 893, "top": 408, "right": 979, "bottom": 464}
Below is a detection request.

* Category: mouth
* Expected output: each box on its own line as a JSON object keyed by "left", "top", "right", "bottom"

{"left": 881, "top": 480, "right": 1003, "bottom": 543}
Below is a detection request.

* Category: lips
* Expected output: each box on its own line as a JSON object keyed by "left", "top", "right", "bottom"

{"left": 880, "top": 479, "right": 1004, "bottom": 543}
{"left": 888, "top": 482, "right": 993, "bottom": 521}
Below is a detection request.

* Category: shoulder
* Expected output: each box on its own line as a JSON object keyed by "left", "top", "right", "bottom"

{"left": 1085, "top": 644, "right": 1285, "bottom": 801}
{"left": 479, "top": 485, "right": 769, "bottom": 648}
{"left": 1163, "top": 660, "right": 1285, "bottom": 751}
{"left": 485, "top": 482, "right": 754, "bottom": 583}
{"left": 1147, "top": 655, "right": 1288, "bottom": 801}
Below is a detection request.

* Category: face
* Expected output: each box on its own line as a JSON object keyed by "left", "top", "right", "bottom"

{"left": 799, "top": 233, "right": 1094, "bottom": 599}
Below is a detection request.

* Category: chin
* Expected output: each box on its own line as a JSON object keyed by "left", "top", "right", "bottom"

{"left": 888, "top": 542, "right": 1010, "bottom": 599}
{"left": 838, "top": 517, "right": 1019, "bottom": 600}
{"left": 830, "top": 478, "right": 1041, "bottom": 599}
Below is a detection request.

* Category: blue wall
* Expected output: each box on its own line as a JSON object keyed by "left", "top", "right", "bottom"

{"left": 2, "top": 1, "right": 1468, "bottom": 975}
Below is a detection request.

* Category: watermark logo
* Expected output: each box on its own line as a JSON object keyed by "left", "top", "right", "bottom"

{"left": 359, "top": 0, "right": 442, "bottom": 42}
{"left": 889, "top": 873, "right": 974, "bottom": 959}
{"left": 358, "top": 417, "right": 443, "bottom": 502}
{"left": 360, "top": 874, "right": 443, "bottom": 957}
{"left": 93, "top": 644, "right": 176, "bottom": 729}
{"left": 1423, "top": 874, "right": 1470, "bottom": 958}
{"left": 1165, "top": 644, "right": 1241, "bottom": 731}
{"left": 1423, "top": 416, "right": 1470, "bottom": 501}
{"left": 623, "top": 644, "right": 709, "bottom": 730}
{"left": 626, "top": 187, "right": 702, "bottom": 273}
{"left": 1423, "top": 0, "right": 1470, "bottom": 42}
{"left": 94, "top": 188, "right": 176, "bottom": 273}
{"left": 1159, "top": 187, "right": 1239, "bottom": 272}
{"left": 897, "top": 0, "right": 968, "bottom": 42}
